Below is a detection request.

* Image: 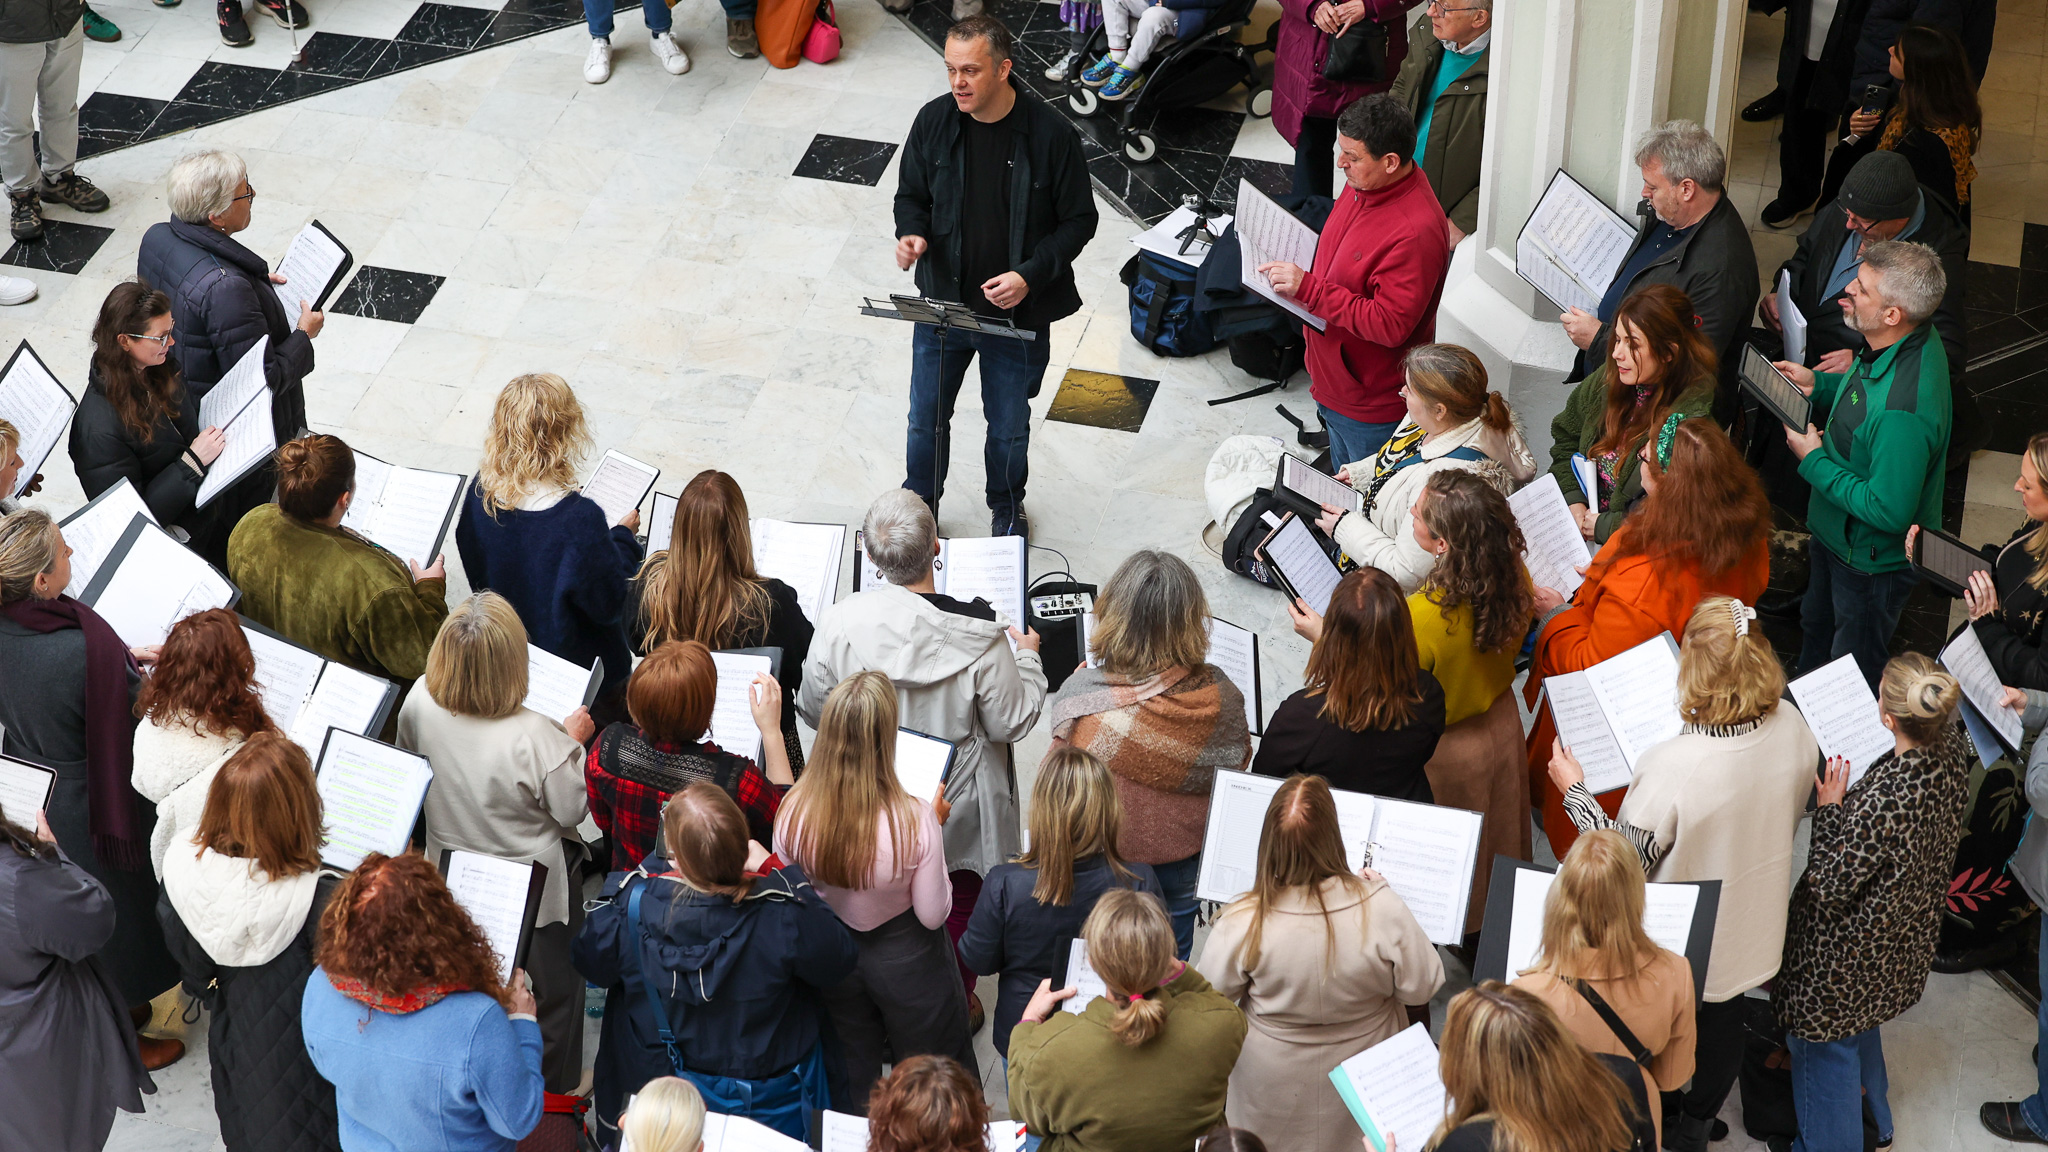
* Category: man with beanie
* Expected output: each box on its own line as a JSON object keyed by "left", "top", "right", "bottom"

{"left": 0, "top": 0, "right": 109, "bottom": 244}
{"left": 1764, "top": 150, "right": 1967, "bottom": 377}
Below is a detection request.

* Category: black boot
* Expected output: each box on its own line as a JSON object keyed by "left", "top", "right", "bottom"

{"left": 1663, "top": 1113, "right": 1713, "bottom": 1152}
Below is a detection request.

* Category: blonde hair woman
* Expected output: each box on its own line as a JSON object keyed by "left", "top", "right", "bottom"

{"left": 1197, "top": 775, "right": 1442, "bottom": 1152}
{"left": 958, "top": 746, "right": 1160, "bottom": 1058}
{"left": 1775, "top": 654, "right": 1967, "bottom": 1152}
{"left": 397, "top": 591, "right": 592, "bottom": 1093}
{"left": 455, "top": 373, "right": 643, "bottom": 713}
{"left": 772, "top": 671, "right": 972, "bottom": 1109}
{"left": 1430, "top": 982, "right": 1649, "bottom": 1152}
{"left": 1050, "top": 549, "right": 1249, "bottom": 960}
{"left": 619, "top": 1077, "right": 706, "bottom": 1152}
{"left": 1009, "top": 888, "right": 1245, "bottom": 1152}
{"left": 1547, "top": 595, "right": 1817, "bottom": 1150}
{"left": 629, "top": 469, "right": 813, "bottom": 772}
{"left": 0, "top": 417, "right": 43, "bottom": 512}
{"left": 1511, "top": 831, "right": 1694, "bottom": 1145}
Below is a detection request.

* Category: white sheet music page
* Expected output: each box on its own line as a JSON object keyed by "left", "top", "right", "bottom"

{"left": 315, "top": 732, "right": 431, "bottom": 871}
{"left": 1519, "top": 173, "right": 1634, "bottom": 314}
{"left": 1787, "top": 654, "right": 1894, "bottom": 786}
{"left": 1502, "top": 867, "right": 1699, "bottom": 978}
{"left": 60, "top": 482, "right": 155, "bottom": 598}
{"left": 195, "top": 388, "right": 276, "bottom": 508}
{"left": 1584, "top": 634, "right": 1683, "bottom": 767}
{"left": 1204, "top": 618, "right": 1261, "bottom": 733}
{"left": 90, "top": 523, "right": 235, "bottom": 648}
{"left": 197, "top": 336, "right": 270, "bottom": 432}
{"left": 648, "top": 492, "right": 678, "bottom": 553}
{"left": 521, "top": 645, "right": 595, "bottom": 726}
{"left": 1195, "top": 769, "right": 1285, "bottom": 902}
{"left": 893, "top": 729, "right": 952, "bottom": 804}
{"left": 941, "top": 535, "right": 1027, "bottom": 629}
{"left": 442, "top": 850, "right": 533, "bottom": 984}
{"left": 752, "top": 519, "right": 847, "bottom": 624}
{"left": 1263, "top": 516, "right": 1342, "bottom": 614}
{"left": 709, "top": 651, "right": 772, "bottom": 762}
{"left": 292, "top": 664, "right": 391, "bottom": 752}
{"left": 1779, "top": 269, "right": 1809, "bottom": 366}
{"left": 581, "top": 450, "right": 658, "bottom": 528}
{"left": 1544, "top": 671, "right": 1632, "bottom": 794}
{"left": 706, "top": 1113, "right": 811, "bottom": 1152}
{"left": 0, "top": 345, "right": 72, "bottom": 499}
{"left": 1508, "top": 474, "right": 1593, "bottom": 598}
{"left": 345, "top": 459, "right": 462, "bottom": 569}
{"left": 1235, "top": 180, "right": 1326, "bottom": 331}
{"left": 272, "top": 222, "right": 348, "bottom": 316}
{"left": 0, "top": 756, "right": 54, "bottom": 821}
{"left": 1366, "top": 798, "right": 1482, "bottom": 945}
{"left": 1941, "top": 626, "right": 2025, "bottom": 750}
{"left": 243, "top": 625, "right": 324, "bottom": 735}
{"left": 1280, "top": 455, "right": 1361, "bottom": 515}
{"left": 1058, "top": 938, "right": 1111, "bottom": 1015}
{"left": 1334, "top": 1024, "right": 1447, "bottom": 1152}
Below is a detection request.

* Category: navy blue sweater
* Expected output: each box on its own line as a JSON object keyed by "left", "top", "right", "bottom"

{"left": 455, "top": 485, "right": 642, "bottom": 698}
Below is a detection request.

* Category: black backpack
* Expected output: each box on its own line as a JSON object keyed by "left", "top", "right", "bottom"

{"left": 1121, "top": 251, "right": 1218, "bottom": 357}
{"left": 1218, "top": 489, "right": 1291, "bottom": 588}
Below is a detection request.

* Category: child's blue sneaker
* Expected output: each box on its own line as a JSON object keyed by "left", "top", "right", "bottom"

{"left": 1079, "top": 54, "right": 1121, "bottom": 86}
{"left": 1100, "top": 65, "right": 1145, "bottom": 101}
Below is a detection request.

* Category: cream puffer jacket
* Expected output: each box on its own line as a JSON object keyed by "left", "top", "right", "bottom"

{"left": 1329, "top": 414, "right": 1537, "bottom": 593}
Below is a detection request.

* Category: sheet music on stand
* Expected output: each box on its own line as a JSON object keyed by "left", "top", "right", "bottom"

{"left": 341, "top": 452, "right": 465, "bottom": 569}
{"left": 58, "top": 479, "right": 157, "bottom": 598}
{"left": 1235, "top": 180, "right": 1325, "bottom": 332}
{"left": 0, "top": 340, "right": 75, "bottom": 500}
{"left": 80, "top": 516, "right": 239, "bottom": 648}
{"left": 272, "top": 221, "right": 353, "bottom": 316}
{"left": 858, "top": 295, "right": 1038, "bottom": 341}
{"left": 1739, "top": 344, "right": 1813, "bottom": 431}
{"left": 1515, "top": 170, "right": 1637, "bottom": 315}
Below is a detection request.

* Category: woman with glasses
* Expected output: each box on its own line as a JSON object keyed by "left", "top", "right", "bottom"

{"left": 69, "top": 282, "right": 241, "bottom": 567}
{"left": 137, "top": 150, "right": 322, "bottom": 454}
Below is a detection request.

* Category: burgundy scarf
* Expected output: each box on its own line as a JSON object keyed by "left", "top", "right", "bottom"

{"left": 0, "top": 596, "right": 143, "bottom": 871}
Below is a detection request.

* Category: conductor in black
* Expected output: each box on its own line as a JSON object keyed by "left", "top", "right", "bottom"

{"left": 893, "top": 13, "right": 1098, "bottom": 541}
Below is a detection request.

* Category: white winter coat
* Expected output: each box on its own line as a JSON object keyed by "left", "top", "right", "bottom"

{"left": 132, "top": 715, "right": 246, "bottom": 878}
{"left": 797, "top": 583, "right": 1047, "bottom": 876}
{"left": 1330, "top": 414, "right": 1537, "bottom": 593}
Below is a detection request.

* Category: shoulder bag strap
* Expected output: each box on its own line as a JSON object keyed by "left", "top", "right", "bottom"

{"left": 626, "top": 879, "right": 689, "bottom": 1078}
{"left": 1569, "top": 977, "right": 1655, "bottom": 1068}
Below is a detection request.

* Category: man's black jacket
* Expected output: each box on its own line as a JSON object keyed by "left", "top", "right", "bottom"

{"left": 1779, "top": 185, "right": 1968, "bottom": 373}
{"left": 893, "top": 77, "right": 1099, "bottom": 331}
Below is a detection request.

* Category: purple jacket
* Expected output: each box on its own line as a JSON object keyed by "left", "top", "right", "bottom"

{"left": 1271, "top": 0, "right": 1409, "bottom": 145}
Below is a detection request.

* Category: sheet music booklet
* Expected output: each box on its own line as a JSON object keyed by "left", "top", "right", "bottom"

{"left": 894, "top": 727, "right": 956, "bottom": 803}
{"left": 709, "top": 648, "right": 780, "bottom": 762}
{"left": 438, "top": 849, "right": 545, "bottom": 984}
{"left": 856, "top": 532, "right": 1028, "bottom": 630}
{"left": 1739, "top": 344, "right": 1813, "bottom": 431}
{"left": 1542, "top": 632, "right": 1682, "bottom": 795}
{"left": 314, "top": 729, "right": 432, "bottom": 870}
{"left": 1195, "top": 769, "right": 1483, "bottom": 944}
{"left": 58, "top": 479, "right": 157, "bottom": 598}
{"left": 581, "top": 449, "right": 660, "bottom": 528}
{"left": 822, "top": 1110, "right": 1022, "bottom": 1152}
{"left": 80, "top": 516, "right": 239, "bottom": 648}
{"left": 1911, "top": 527, "right": 1995, "bottom": 597}
{"left": 1255, "top": 512, "right": 1343, "bottom": 616}
{"left": 1570, "top": 453, "right": 1599, "bottom": 509}
{"left": 0, "top": 340, "right": 75, "bottom": 499}
{"left": 1777, "top": 269, "right": 1809, "bottom": 366}
{"left": 751, "top": 518, "right": 847, "bottom": 625}
{"left": 1787, "top": 653, "right": 1893, "bottom": 787}
{"left": 0, "top": 753, "right": 56, "bottom": 823}
{"left": 1473, "top": 857, "right": 1720, "bottom": 999}
{"left": 1235, "top": 180, "right": 1326, "bottom": 331}
{"left": 242, "top": 618, "right": 399, "bottom": 754}
{"left": 522, "top": 646, "right": 603, "bottom": 727}
{"left": 272, "top": 220, "right": 353, "bottom": 316}
{"left": 341, "top": 452, "right": 465, "bottom": 569}
{"left": 1515, "top": 170, "right": 1637, "bottom": 315}
{"left": 1330, "top": 1023, "right": 1447, "bottom": 1152}
{"left": 1508, "top": 474, "right": 1593, "bottom": 597}
{"left": 1053, "top": 937, "right": 1111, "bottom": 1015}
{"left": 1274, "top": 454, "right": 1361, "bottom": 520}
{"left": 708, "top": 1112, "right": 820, "bottom": 1152}
{"left": 194, "top": 338, "right": 276, "bottom": 508}
{"left": 1941, "top": 625, "right": 2025, "bottom": 754}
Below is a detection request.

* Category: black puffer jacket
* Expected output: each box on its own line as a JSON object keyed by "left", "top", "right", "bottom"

{"left": 1971, "top": 522, "right": 2048, "bottom": 691}
{"left": 68, "top": 367, "right": 204, "bottom": 524}
{"left": 0, "top": 0, "right": 81, "bottom": 44}
{"left": 158, "top": 872, "right": 342, "bottom": 1152}
{"left": 136, "top": 218, "right": 311, "bottom": 443}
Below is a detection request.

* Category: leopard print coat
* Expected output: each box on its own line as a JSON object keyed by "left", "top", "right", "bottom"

{"left": 1774, "top": 727, "right": 1970, "bottom": 1043}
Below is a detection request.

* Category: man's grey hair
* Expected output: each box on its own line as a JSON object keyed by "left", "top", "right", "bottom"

{"left": 1633, "top": 120, "right": 1726, "bottom": 193}
{"left": 1861, "top": 240, "right": 1947, "bottom": 326}
{"left": 863, "top": 489, "right": 938, "bottom": 587}
{"left": 167, "top": 150, "right": 248, "bottom": 224}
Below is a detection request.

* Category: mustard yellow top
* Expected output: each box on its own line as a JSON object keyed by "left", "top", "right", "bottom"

{"left": 1408, "top": 590, "right": 1517, "bottom": 726}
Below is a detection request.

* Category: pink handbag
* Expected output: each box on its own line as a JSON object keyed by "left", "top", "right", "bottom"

{"left": 802, "top": 0, "right": 840, "bottom": 63}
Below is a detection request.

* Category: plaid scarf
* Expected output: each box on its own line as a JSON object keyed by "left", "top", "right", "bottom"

{"left": 1049, "top": 665, "right": 1249, "bottom": 795}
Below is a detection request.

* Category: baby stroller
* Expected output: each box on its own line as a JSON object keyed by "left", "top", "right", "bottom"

{"left": 1066, "top": 0, "right": 1273, "bottom": 164}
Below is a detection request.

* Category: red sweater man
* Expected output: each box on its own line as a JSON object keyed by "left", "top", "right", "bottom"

{"left": 1267, "top": 102, "right": 1452, "bottom": 465}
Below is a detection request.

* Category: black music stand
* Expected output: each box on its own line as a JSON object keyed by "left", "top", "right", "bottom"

{"left": 859, "top": 295, "right": 1037, "bottom": 342}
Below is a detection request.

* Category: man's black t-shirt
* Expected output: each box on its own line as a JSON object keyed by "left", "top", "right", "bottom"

{"left": 958, "top": 106, "right": 1016, "bottom": 318}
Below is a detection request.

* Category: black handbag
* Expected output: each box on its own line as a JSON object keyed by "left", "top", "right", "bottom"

{"left": 1320, "top": 17, "right": 1393, "bottom": 84}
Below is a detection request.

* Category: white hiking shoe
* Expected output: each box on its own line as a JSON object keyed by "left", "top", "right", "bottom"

{"left": 583, "top": 36, "right": 612, "bottom": 83}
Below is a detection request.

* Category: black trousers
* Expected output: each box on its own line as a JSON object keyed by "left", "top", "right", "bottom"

{"left": 1776, "top": 57, "right": 1835, "bottom": 210}
{"left": 1668, "top": 995, "right": 1751, "bottom": 1122}
{"left": 820, "top": 907, "right": 977, "bottom": 1112}
{"left": 1291, "top": 115, "right": 1339, "bottom": 198}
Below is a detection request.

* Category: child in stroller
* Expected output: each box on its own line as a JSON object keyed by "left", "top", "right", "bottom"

{"left": 1077, "top": 0, "right": 1232, "bottom": 100}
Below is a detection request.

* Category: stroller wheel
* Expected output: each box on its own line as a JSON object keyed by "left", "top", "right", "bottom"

{"left": 1124, "top": 129, "right": 1160, "bottom": 163}
{"left": 1069, "top": 86, "right": 1100, "bottom": 116}
{"left": 1246, "top": 83, "right": 1272, "bottom": 119}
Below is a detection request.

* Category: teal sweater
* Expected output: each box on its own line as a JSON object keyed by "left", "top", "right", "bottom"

{"left": 1798, "top": 324, "right": 1951, "bottom": 574}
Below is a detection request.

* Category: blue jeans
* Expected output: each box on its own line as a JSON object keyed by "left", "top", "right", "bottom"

{"left": 2022, "top": 915, "right": 2048, "bottom": 1137}
{"left": 905, "top": 322, "right": 1049, "bottom": 524}
{"left": 1149, "top": 853, "right": 1200, "bottom": 961}
{"left": 1798, "top": 539, "right": 1919, "bottom": 687}
{"left": 1316, "top": 403, "right": 1399, "bottom": 471}
{"left": 1787, "top": 1028, "right": 1892, "bottom": 1152}
{"left": 585, "top": 0, "right": 670, "bottom": 38}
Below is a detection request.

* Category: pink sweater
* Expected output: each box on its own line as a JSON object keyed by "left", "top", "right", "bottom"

{"left": 774, "top": 802, "right": 952, "bottom": 933}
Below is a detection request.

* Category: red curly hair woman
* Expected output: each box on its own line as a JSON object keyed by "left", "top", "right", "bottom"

{"left": 132, "top": 606, "right": 275, "bottom": 876}
{"left": 302, "top": 852, "right": 545, "bottom": 1150}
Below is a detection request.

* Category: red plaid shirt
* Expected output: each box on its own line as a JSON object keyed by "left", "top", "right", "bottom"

{"left": 585, "top": 725, "right": 784, "bottom": 872}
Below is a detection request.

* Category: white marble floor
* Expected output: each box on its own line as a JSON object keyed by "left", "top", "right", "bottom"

{"left": 0, "top": 1, "right": 2034, "bottom": 1149}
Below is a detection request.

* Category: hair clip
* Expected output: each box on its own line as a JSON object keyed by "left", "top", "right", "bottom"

{"left": 1655, "top": 413, "right": 1684, "bottom": 469}
{"left": 1728, "top": 598, "right": 1757, "bottom": 638}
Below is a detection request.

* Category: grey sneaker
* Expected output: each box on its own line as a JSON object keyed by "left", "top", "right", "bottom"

{"left": 950, "top": 0, "right": 982, "bottom": 18}
{"left": 726, "top": 17, "right": 758, "bottom": 57}
{"left": 1044, "top": 49, "right": 1079, "bottom": 80}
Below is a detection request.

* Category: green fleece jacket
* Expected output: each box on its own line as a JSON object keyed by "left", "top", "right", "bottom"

{"left": 1007, "top": 966, "right": 1246, "bottom": 1152}
{"left": 1545, "top": 363, "right": 1717, "bottom": 544}
{"left": 227, "top": 503, "right": 449, "bottom": 682}
{"left": 1798, "top": 323, "right": 1951, "bottom": 575}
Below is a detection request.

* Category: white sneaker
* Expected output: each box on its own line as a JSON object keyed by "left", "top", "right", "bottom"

{"left": 0, "top": 275, "right": 35, "bottom": 306}
{"left": 650, "top": 31, "right": 690, "bottom": 75}
{"left": 583, "top": 37, "right": 612, "bottom": 83}
{"left": 1044, "top": 49, "right": 1079, "bottom": 81}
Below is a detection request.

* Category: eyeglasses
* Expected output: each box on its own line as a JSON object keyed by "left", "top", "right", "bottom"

{"left": 123, "top": 332, "right": 173, "bottom": 347}
{"left": 1427, "top": 1, "right": 1482, "bottom": 12}
{"left": 231, "top": 184, "right": 256, "bottom": 204}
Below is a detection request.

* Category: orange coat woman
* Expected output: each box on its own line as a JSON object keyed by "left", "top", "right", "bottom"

{"left": 1524, "top": 418, "right": 1772, "bottom": 855}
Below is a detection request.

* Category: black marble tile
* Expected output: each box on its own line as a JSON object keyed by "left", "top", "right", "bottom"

{"left": 1978, "top": 395, "right": 2048, "bottom": 455}
{"left": 288, "top": 32, "right": 391, "bottom": 79}
{"left": 480, "top": 8, "right": 564, "bottom": 46}
{"left": 1, "top": 219, "right": 115, "bottom": 275}
{"left": 2022, "top": 221, "right": 2048, "bottom": 272}
{"left": 1046, "top": 369, "right": 1160, "bottom": 431}
{"left": 329, "top": 266, "right": 445, "bottom": 324}
{"left": 265, "top": 68, "right": 355, "bottom": 103}
{"left": 1968, "top": 260, "right": 2021, "bottom": 313}
{"left": 1213, "top": 155, "right": 1290, "bottom": 209}
{"left": 367, "top": 37, "right": 467, "bottom": 77}
{"left": 793, "top": 134, "right": 900, "bottom": 186}
{"left": 498, "top": 0, "right": 582, "bottom": 18}
{"left": 396, "top": 2, "right": 496, "bottom": 48}
{"left": 78, "top": 92, "right": 167, "bottom": 158}
{"left": 176, "top": 61, "right": 284, "bottom": 108}
{"left": 141, "top": 100, "right": 233, "bottom": 140}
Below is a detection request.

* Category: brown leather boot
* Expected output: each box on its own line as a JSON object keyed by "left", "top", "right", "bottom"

{"left": 138, "top": 1034, "right": 186, "bottom": 1071}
